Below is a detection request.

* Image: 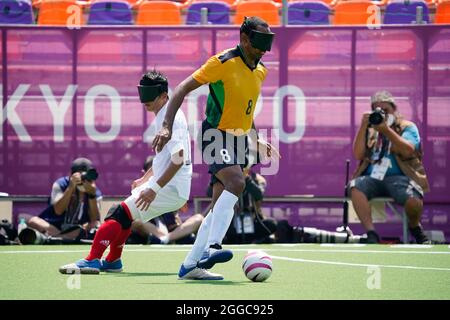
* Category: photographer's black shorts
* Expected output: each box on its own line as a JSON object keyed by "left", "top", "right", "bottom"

{"left": 201, "top": 120, "right": 250, "bottom": 184}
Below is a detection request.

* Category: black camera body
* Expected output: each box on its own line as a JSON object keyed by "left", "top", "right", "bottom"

{"left": 81, "top": 168, "right": 98, "bottom": 181}
{"left": 368, "top": 107, "right": 386, "bottom": 126}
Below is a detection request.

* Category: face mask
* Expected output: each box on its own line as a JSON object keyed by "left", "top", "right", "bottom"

{"left": 137, "top": 84, "right": 167, "bottom": 103}
{"left": 249, "top": 30, "right": 275, "bottom": 52}
{"left": 386, "top": 114, "right": 396, "bottom": 127}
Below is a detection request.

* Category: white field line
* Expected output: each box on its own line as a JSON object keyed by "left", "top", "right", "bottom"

{"left": 270, "top": 255, "right": 450, "bottom": 272}
{"left": 2, "top": 248, "right": 449, "bottom": 271}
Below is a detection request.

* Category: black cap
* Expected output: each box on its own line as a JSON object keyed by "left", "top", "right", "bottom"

{"left": 71, "top": 157, "right": 93, "bottom": 174}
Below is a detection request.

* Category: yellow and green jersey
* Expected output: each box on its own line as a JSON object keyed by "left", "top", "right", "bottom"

{"left": 193, "top": 45, "right": 268, "bottom": 135}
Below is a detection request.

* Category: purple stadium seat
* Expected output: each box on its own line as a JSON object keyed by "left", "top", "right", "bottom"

{"left": 186, "top": 1, "right": 230, "bottom": 25}
{"left": 87, "top": 0, "right": 133, "bottom": 25}
{"left": 288, "top": 2, "right": 330, "bottom": 25}
{"left": 0, "top": 0, "right": 33, "bottom": 24}
{"left": 383, "top": 1, "right": 429, "bottom": 24}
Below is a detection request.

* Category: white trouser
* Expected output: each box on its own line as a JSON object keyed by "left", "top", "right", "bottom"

{"left": 123, "top": 177, "right": 187, "bottom": 223}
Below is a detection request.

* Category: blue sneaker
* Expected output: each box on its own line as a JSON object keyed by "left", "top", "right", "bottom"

{"left": 100, "top": 259, "right": 123, "bottom": 273}
{"left": 197, "top": 244, "right": 233, "bottom": 270}
{"left": 59, "top": 259, "right": 101, "bottom": 275}
{"left": 178, "top": 264, "right": 223, "bottom": 280}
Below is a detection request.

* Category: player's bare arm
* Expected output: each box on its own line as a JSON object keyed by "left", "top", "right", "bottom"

{"left": 152, "top": 77, "right": 202, "bottom": 152}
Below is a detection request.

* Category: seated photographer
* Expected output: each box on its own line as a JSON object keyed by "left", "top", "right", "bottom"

{"left": 349, "top": 91, "right": 430, "bottom": 244}
{"left": 130, "top": 205, "right": 204, "bottom": 245}
{"left": 26, "top": 157, "right": 102, "bottom": 241}
{"left": 221, "top": 168, "right": 277, "bottom": 244}
{"left": 127, "top": 155, "right": 203, "bottom": 244}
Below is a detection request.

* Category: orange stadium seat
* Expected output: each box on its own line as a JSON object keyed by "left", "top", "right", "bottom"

{"left": 333, "top": 0, "right": 374, "bottom": 25}
{"left": 136, "top": 1, "right": 183, "bottom": 25}
{"left": 435, "top": 0, "right": 450, "bottom": 23}
{"left": 234, "top": 1, "right": 281, "bottom": 25}
{"left": 191, "top": 0, "right": 237, "bottom": 5}
{"left": 33, "top": 0, "right": 90, "bottom": 9}
{"left": 37, "top": 0, "right": 83, "bottom": 25}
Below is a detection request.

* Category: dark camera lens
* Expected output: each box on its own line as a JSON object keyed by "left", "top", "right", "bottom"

{"left": 81, "top": 168, "right": 98, "bottom": 181}
{"left": 369, "top": 108, "right": 385, "bottom": 126}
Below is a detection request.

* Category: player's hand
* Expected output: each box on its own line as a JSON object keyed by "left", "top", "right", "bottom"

{"left": 257, "top": 139, "right": 281, "bottom": 162}
{"left": 135, "top": 188, "right": 156, "bottom": 212}
{"left": 152, "top": 126, "right": 172, "bottom": 153}
{"left": 131, "top": 177, "right": 145, "bottom": 191}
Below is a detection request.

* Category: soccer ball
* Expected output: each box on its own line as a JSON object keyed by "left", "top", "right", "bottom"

{"left": 242, "top": 250, "right": 273, "bottom": 282}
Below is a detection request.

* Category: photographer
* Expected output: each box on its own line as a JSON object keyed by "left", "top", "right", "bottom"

{"left": 222, "top": 168, "right": 277, "bottom": 244}
{"left": 349, "top": 91, "right": 430, "bottom": 244}
{"left": 27, "top": 157, "right": 102, "bottom": 241}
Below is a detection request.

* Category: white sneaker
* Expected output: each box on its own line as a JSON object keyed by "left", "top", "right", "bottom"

{"left": 59, "top": 259, "right": 101, "bottom": 275}
{"left": 178, "top": 264, "right": 223, "bottom": 280}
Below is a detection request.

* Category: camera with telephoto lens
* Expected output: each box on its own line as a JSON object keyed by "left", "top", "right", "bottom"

{"left": 81, "top": 168, "right": 98, "bottom": 181}
{"left": 368, "top": 107, "right": 386, "bottom": 126}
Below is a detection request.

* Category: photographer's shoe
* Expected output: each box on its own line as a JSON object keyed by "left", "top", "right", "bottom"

{"left": 197, "top": 243, "right": 233, "bottom": 269}
{"left": 100, "top": 259, "right": 123, "bottom": 273}
{"left": 59, "top": 259, "right": 101, "bottom": 275}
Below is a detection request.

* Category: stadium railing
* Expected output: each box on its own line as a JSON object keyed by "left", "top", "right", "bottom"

{"left": 193, "top": 196, "right": 410, "bottom": 243}
{"left": 0, "top": 194, "right": 432, "bottom": 243}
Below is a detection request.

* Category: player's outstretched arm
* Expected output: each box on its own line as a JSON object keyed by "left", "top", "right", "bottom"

{"left": 152, "top": 76, "right": 202, "bottom": 153}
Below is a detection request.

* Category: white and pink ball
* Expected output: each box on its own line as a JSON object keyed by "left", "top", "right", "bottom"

{"left": 242, "top": 250, "right": 273, "bottom": 282}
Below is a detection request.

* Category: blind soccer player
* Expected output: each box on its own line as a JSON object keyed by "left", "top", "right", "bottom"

{"left": 152, "top": 17, "right": 280, "bottom": 280}
{"left": 59, "top": 71, "right": 223, "bottom": 280}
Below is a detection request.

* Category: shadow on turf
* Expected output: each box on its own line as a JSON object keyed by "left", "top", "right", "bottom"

{"left": 181, "top": 280, "right": 248, "bottom": 286}
{"left": 114, "top": 273, "right": 248, "bottom": 285}
{"left": 136, "top": 281, "right": 248, "bottom": 286}
{"left": 113, "top": 272, "right": 177, "bottom": 277}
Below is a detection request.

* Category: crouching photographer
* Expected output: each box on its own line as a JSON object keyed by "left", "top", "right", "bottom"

{"left": 348, "top": 91, "right": 430, "bottom": 244}
{"left": 23, "top": 157, "right": 102, "bottom": 243}
{"left": 223, "top": 168, "right": 277, "bottom": 244}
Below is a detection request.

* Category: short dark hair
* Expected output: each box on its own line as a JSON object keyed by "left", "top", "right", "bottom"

{"left": 240, "top": 16, "right": 269, "bottom": 35}
{"left": 71, "top": 157, "right": 93, "bottom": 174}
{"left": 140, "top": 70, "right": 168, "bottom": 92}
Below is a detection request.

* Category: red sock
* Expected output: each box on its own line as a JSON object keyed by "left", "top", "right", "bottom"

{"left": 105, "top": 228, "right": 131, "bottom": 262}
{"left": 86, "top": 219, "right": 121, "bottom": 261}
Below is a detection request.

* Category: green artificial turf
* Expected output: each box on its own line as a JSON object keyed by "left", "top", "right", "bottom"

{"left": 1, "top": 244, "right": 449, "bottom": 300}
